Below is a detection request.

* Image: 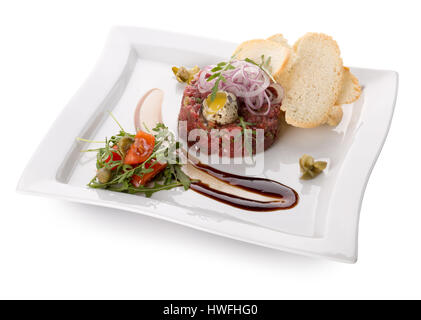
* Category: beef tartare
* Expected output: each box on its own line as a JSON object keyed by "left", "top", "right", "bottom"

{"left": 177, "top": 59, "right": 284, "bottom": 157}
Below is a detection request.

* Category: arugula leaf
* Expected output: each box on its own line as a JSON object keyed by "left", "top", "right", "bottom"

{"left": 174, "top": 165, "right": 191, "bottom": 190}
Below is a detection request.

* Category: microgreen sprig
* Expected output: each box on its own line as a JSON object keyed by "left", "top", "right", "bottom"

{"left": 206, "top": 54, "right": 276, "bottom": 103}
{"left": 244, "top": 55, "right": 277, "bottom": 83}
{"left": 206, "top": 54, "right": 238, "bottom": 102}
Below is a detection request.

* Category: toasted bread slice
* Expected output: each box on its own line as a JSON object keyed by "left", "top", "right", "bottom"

{"left": 268, "top": 34, "right": 361, "bottom": 108}
{"left": 266, "top": 34, "right": 296, "bottom": 87}
{"left": 233, "top": 39, "right": 291, "bottom": 81}
{"left": 336, "top": 67, "right": 361, "bottom": 105}
{"left": 280, "top": 33, "right": 344, "bottom": 128}
{"left": 267, "top": 33, "right": 290, "bottom": 47}
{"left": 326, "top": 105, "right": 344, "bottom": 126}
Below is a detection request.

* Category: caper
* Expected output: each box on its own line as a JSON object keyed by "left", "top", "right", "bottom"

{"left": 176, "top": 66, "right": 190, "bottom": 82}
{"left": 172, "top": 65, "right": 200, "bottom": 84}
{"left": 301, "top": 171, "right": 316, "bottom": 180}
{"left": 97, "top": 167, "right": 112, "bottom": 184}
{"left": 299, "top": 154, "right": 314, "bottom": 171}
{"left": 313, "top": 161, "right": 327, "bottom": 172}
{"left": 118, "top": 136, "right": 134, "bottom": 155}
{"left": 299, "top": 154, "right": 327, "bottom": 180}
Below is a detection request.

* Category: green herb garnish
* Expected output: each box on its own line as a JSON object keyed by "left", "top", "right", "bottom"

{"left": 206, "top": 54, "right": 275, "bottom": 103}
{"left": 206, "top": 54, "right": 238, "bottom": 102}
{"left": 244, "top": 55, "right": 276, "bottom": 83}
{"left": 78, "top": 114, "right": 192, "bottom": 197}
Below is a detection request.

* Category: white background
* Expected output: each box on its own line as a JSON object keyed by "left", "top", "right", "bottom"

{"left": 1, "top": 0, "right": 420, "bottom": 300}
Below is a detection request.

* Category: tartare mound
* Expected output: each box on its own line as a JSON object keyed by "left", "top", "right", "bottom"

{"left": 178, "top": 75, "right": 282, "bottom": 157}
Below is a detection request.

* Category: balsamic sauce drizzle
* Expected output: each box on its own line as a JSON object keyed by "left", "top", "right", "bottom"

{"left": 189, "top": 162, "right": 299, "bottom": 212}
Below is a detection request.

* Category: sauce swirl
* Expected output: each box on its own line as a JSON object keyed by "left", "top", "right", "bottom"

{"left": 189, "top": 162, "right": 298, "bottom": 212}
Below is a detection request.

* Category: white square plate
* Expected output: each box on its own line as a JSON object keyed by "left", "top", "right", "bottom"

{"left": 17, "top": 27, "right": 398, "bottom": 263}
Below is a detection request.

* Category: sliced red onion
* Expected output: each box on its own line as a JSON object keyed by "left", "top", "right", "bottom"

{"left": 196, "top": 60, "right": 283, "bottom": 114}
{"left": 267, "top": 83, "right": 284, "bottom": 105}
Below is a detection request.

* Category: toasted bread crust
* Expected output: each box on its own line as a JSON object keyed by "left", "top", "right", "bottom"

{"left": 267, "top": 34, "right": 296, "bottom": 94}
{"left": 267, "top": 34, "right": 290, "bottom": 47}
{"left": 326, "top": 105, "right": 344, "bottom": 126}
{"left": 233, "top": 39, "right": 291, "bottom": 77}
{"left": 282, "top": 33, "right": 344, "bottom": 128}
{"left": 336, "top": 67, "right": 361, "bottom": 105}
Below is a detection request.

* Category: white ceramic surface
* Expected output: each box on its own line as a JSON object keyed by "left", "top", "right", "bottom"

{"left": 17, "top": 26, "right": 398, "bottom": 263}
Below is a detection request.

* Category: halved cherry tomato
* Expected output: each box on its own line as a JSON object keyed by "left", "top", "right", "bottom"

{"left": 131, "top": 161, "right": 167, "bottom": 187}
{"left": 105, "top": 146, "right": 122, "bottom": 170}
{"left": 124, "top": 131, "right": 155, "bottom": 165}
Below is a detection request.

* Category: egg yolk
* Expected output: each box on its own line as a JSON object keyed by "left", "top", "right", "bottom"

{"left": 206, "top": 92, "right": 227, "bottom": 114}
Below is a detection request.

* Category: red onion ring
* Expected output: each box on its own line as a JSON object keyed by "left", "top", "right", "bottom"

{"left": 267, "top": 83, "right": 284, "bottom": 105}
{"left": 197, "top": 60, "right": 283, "bottom": 115}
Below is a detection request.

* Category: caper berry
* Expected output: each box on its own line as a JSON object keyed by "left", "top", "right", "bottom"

{"left": 118, "top": 136, "right": 134, "bottom": 155}
{"left": 97, "top": 167, "right": 112, "bottom": 184}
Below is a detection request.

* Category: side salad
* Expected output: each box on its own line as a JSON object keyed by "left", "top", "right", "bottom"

{"left": 79, "top": 114, "right": 192, "bottom": 197}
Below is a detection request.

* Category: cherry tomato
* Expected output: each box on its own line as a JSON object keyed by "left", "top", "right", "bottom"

{"left": 131, "top": 161, "right": 167, "bottom": 187}
{"left": 105, "top": 146, "right": 122, "bottom": 170}
{"left": 124, "top": 131, "right": 155, "bottom": 165}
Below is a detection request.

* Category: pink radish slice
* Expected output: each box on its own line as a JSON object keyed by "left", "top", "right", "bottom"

{"left": 134, "top": 88, "right": 164, "bottom": 132}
